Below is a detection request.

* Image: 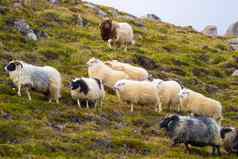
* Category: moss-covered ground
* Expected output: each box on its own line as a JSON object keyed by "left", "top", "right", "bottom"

{"left": 0, "top": 0, "right": 237, "bottom": 158}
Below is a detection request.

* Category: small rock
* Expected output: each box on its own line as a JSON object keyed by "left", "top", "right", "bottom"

{"left": 202, "top": 25, "right": 218, "bottom": 37}
{"left": 135, "top": 55, "right": 158, "bottom": 70}
{"left": 108, "top": 8, "right": 119, "bottom": 17}
{"left": 33, "top": 29, "right": 48, "bottom": 39}
{"left": 228, "top": 38, "right": 238, "bottom": 51}
{"left": 206, "top": 85, "right": 219, "bottom": 94}
{"left": 143, "top": 14, "right": 161, "bottom": 21}
{"left": 48, "top": 0, "right": 59, "bottom": 4}
{"left": 73, "top": 14, "right": 88, "bottom": 27}
{"left": 14, "top": 19, "right": 37, "bottom": 41}
{"left": 0, "top": 5, "right": 8, "bottom": 15}
{"left": 232, "top": 70, "right": 238, "bottom": 76}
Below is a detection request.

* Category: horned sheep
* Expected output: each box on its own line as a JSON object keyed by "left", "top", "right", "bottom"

{"left": 160, "top": 115, "right": 222, "bottom": 155}
{"left": 87, "top": 58, "right": 129, "bottom": 89}
{"left": 220, "top": 127, "right": 238, "bottom": 154}
{"left": 70, "top": 77, "right": 105, "bottom": 109}
{"left": 100, "top": 18, "right": 135, "bottom": 51}
{"left": 113, "top": 79, "right": 161, "bottom": 112}
{"left": 4, "top": 60, "right": 62, "bottom": 103}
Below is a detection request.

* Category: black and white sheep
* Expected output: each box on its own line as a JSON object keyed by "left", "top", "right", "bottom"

{"left": 4, "top": 60, "right": 62, "bottom": 103}
{"left": 70, "top": 77, "right": 105, "bottom": 108}
{"left": 100, "top": 18, "right": 135, "bottom": 51}
{"left": 160, "top": 115, "right": 222, "bottom": 155}
{"left": 220, "top": 127, "right": 238, "bottom": 154}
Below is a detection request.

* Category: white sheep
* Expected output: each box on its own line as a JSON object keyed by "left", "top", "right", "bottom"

{"left": 105, "top": 60, "right": 149, "bottom": 81}
{"left": 5, "top": 60, "right": 61, "bottom": 103}
{"left": 152, "top": 79, "right": 182, "bottom": 112}
{"left": 87, "top": 58, "right": 129, "bottom": 89}
{"left": 113, "top": 79, "right": 161, "bottom": 112}
{"left": 100, "top": 18, "right": 135, "bottom": 51}
{"left": 70, "top": 77, "right": 105, "bottom": 109}
{"left": 179, "top": 88, "right": 223, "bottom": 124}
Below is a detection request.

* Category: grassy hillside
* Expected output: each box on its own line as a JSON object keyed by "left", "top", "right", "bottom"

{"left": 0, "top": 0, "right": 238, "bottom": 158}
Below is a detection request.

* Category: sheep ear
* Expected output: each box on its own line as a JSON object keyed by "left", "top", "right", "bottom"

{"left": 220, "top": 128, "right": 233, "bottom": 139}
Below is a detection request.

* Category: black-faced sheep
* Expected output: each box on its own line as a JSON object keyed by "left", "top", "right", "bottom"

{"left": 113, "top": 79, "right": 161, "bottom": 112}
{"left": 70, "top": 77, "right": 105, "bottom": 108}
{"left": 87, "top": 58, "right": 129, "bottom": 89}
{"left": 179, "top": 88, "right": 223, "bottom": 124}
{"left": 4, "top": 60, "right": 61, "bottom": 103}
{"left": 105, "top": 60, "right": 149, "bottom": 81}
{"left": 160, "top": 114, "right": 221, "bottom": 155}
{"left": 220, "top": 127, "right": 238, "bottom": 154}
{"left": 100, "top": 18, "right": 135, "bottom": 51}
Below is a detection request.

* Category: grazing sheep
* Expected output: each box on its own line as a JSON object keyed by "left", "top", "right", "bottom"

{"left": 160, "top": 114, "right": 221, "bottom": 155}
{"left": 152, "top": 79, "right": 182, "bottom": 112}
{"left": 100, "top": 18, "right": 135, "bottom": 51}
{"left": 220, "top": 127, "right": 238, "bottom": 154}
{"left": 70, "top": 77, "right": 105, "bottom": 109}
{"left": 87, "top": 58, "right": 129, "bottom": 89}
{"left": 113, "top": 79, "right": 161, "bottom": 112}
{"left": 105, "top": 60, "right": 149, "bottom": 81}
{"left": 4, "top": 60, "right": 61, "bottom": 103}
{"left": 179, "top": 88, "right": 223, "bottom": 124}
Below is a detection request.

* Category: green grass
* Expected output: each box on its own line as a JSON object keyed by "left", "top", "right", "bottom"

{"left": 0, "top": 0, "right": 237, "bottom": 158}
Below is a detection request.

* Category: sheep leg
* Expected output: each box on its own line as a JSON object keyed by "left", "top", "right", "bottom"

{"left": 124, "top": 43, "right": 128, "bottom": 52}
{"left": 158, "top": 103, "right": 162, "bottom": 112}
{"left": 213, "top": 145, "right": 221, "bottom": 156}
{"left": 77, "top": 99, "right": 81, "bottom": 108}
{"left": 86, "top": 101, "right": 89, "bottom": 109}
{"left": 185, "top": 143, "right": 191, "bottom": 153}
{"left": 25, "top": 88, "right": 32, "bottom": 101}
{"left": 17, "top": 85, "right": 22, "bottom": 97}
{"left": 108, "top": 39, "right": 113, "bottom": 49}
{"left": 130, "top": 104, "right": 134, "bottom": 112}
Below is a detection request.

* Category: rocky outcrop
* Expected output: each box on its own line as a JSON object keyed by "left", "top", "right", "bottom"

{"left": 202, "top": 25, "right": 218, "bottom": 37}
{"left": 143, "top": 14, "right": 161, "bottom": 21}
{"left": 14, "top": 19, "right": 37, "bottom": 41}
{"left": 84, "top": 2, "right": 107, "bottom": 17}
{"left": 226, "top": 21, "right": 238, "bottom": 36}
{"left": 228, "top": 38, "right": 238, "bottom": 51}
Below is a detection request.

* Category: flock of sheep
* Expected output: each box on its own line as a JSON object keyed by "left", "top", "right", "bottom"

{"left": 3, "top": 18, "right": 238, "bottom": 156}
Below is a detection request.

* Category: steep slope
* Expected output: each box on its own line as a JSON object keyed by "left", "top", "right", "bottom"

{"left": 0, "top": 1, "right": 237, "bottom": 158}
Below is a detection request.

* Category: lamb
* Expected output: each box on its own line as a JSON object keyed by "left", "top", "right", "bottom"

{"left": 220, "top": 127, "right": 238, "bottom": 154}
{"left": 70, "top": 77, "right": 105, "bottom": 109}
{"left": 4, "top": 60, "right": 61, "bottom": 103}
{"left": 160, "top": 114, "right": 222, "bottom": 155}
{"left": 105, "top": 60, "right": 149, "bottom": 81}
{"left": 152, "top": 79, "right": 182, "bottom": 112}
{"left": 179, "top": 88, "right": 223, "bottom": 124}
{"left": 100, "top": 18, "right": 135, "bottom": 51}
{"left": 87, "top": 58, "right": 129, "bottom": 89}
{"left": 113, "top": 79, "right": 161, "bottom": 112}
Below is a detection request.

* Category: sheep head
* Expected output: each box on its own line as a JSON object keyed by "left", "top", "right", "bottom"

{"left": 100, "top": 18, "right": 117, "bottom": 41}
{"left": 4, "top": 60, "right": 23, "bottom": 73}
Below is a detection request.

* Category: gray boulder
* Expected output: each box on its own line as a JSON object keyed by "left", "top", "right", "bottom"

{"left": 144, "top": 14, "right": 161, "bottom": 21}
{"left": 14, "top": 20, "right": 37, "bottom": 41}
{"left": 49, "top": 0, "right": 59, "bottom": 4}
{"left": 232, "top": 70, "right": 238, "bottom": 77}
{"left": 202, "top": 25, "right": 218, "bottom": 37}
{"left": 228, "top": 38, "right": 238, "bottom": 51}
{"left": 226, "top": 21, "right": 238, "bottom": 36}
